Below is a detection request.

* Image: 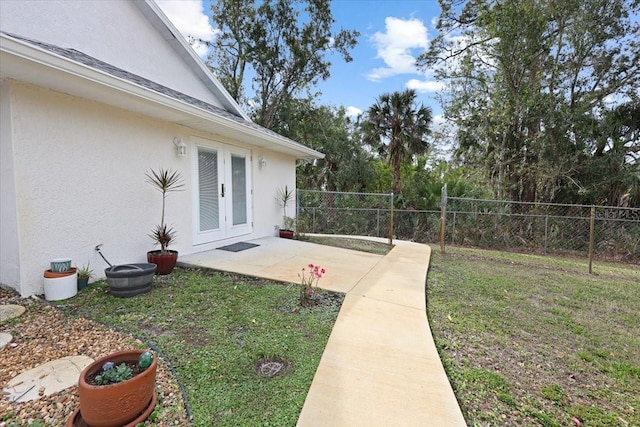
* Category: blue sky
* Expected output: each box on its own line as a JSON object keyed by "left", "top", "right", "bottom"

{"left": 156, "top": 0, "right": 445, "bottom": 124}
{"left": 318, "top": 1, "right": 443, "bottom": 117}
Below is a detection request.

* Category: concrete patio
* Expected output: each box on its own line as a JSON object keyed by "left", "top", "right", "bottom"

{"left": 179, "top": 236, "right": 466, "bottom": 426}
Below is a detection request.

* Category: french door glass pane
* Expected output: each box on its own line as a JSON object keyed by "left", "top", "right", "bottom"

{"left": 231, "top": 154, "right": 247, "bottom": 225}
{"left": 198, "top": 149, "right": 219, "bottom": 231}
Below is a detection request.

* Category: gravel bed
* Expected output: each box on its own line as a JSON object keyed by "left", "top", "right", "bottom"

{"left": 0, "top": 288, "right": 189, "bottom": 426}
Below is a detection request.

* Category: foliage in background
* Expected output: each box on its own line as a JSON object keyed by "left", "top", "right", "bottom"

{"left": 427, "top": 247, "right": 640, "bottom": 426}
{"left": 361, "top": 89, "right": 433, "bottom": 195}
{"left": 205, "top": 0, "right": 639, "bottom": 212}
{"left": 270, "top": 99, "right": 375, "bottom": 193}
{"left": 207, "top": 0, "right": 358, "bottom": 129}
{"left": 442, "top": 198, "right": 640, "bottom": 262}
{"left": 396, "top": 158, "right": 489, "bottom": 210}
{"left": 421, "top": 0, "right": 640, "bottom": 207}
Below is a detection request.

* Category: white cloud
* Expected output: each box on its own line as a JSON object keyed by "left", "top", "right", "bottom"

{"left": 406, "top": 79, "right": 445, "bottom": 93}
{"left": 156, "top": 0, "right": 217, "bottom": 57}
{"left": 366, "top": 17, "right": 429, "bottom": 81}
{"left": 346, "top": 106, "right": 363, "bottom": 118}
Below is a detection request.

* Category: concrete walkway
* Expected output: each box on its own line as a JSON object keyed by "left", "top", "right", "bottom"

{"left": 179, "top": 237, "right": 466, "bottom": 426}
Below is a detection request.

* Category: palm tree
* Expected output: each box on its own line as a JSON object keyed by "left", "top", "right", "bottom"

{"left": 363, "top": 89, "right": 432, "bottom": 194}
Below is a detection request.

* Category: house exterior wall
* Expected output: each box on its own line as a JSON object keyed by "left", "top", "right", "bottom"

{"left": 2, "top": 80, "right": 293, "bottom": 296}
{"left": 0, "top": 0, "right": 222, "bottom": 108}
{"left": 0, "top": 79, "right": 21, "bottom": 292}
{"left": 253, "top": 153, "right": 297, "bottom": 234}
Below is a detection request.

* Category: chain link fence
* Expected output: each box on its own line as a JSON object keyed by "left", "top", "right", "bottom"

{"left": 297, "top": 190, "right": 394, "bottom": 240}
{"left": 442, "top": 196, "right": 640, "bottom": 263}
{"left": 297, "top": 189, "right": 640, "bottom": 274}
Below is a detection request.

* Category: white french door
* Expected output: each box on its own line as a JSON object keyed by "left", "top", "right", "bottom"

{"left": 193, "top": 138, "right": 252, "bottom": 245}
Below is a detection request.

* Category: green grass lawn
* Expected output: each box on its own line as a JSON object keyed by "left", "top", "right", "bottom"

{"left": 302, "top": 235, "right": 394, "bottom": 255}
{"left": 63, "top": 268, "right": 342, "bottom": 426}
{"left": 427, "top": 247, "right": 640, "bottom": 427}
{"left": 56, "top": 238, "right": 637, "bottom": 426}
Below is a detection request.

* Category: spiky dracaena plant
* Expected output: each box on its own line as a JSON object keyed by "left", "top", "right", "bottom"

{"left": 276, "top": 185, "right": 295, "bottom": 230}
{"left": 145, "top": 168, "right": 184, "bottom": 254}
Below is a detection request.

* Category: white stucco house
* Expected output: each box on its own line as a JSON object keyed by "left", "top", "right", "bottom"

{"left": 0, "top": 0, "right": 322, "bottom": 297}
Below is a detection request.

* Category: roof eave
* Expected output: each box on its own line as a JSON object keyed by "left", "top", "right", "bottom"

{"left": 0, "top": 33, "right": 324, "bottom": 160}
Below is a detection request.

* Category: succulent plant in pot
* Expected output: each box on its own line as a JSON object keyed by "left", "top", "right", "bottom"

{"left": 76, "top": 262, "right": 94, "bottom": 291}
{"left": 146, "top": 168, "right": 184, "bottom": 274}
{"left": 70, "top": 349, "right": 157, "bottom": 427}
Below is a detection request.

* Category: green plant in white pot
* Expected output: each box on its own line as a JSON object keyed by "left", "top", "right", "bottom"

{"left": 145, "top": 168, "right": 184, "bottom": 274}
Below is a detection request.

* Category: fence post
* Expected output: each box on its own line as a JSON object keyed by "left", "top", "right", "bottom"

{"left": 588, "top": 206, "right": 595, "bottom": 274}
{"left": 440, "top": 184, "right": 447, "bottom": 254}
{"left": 376, "top": 208, "right": 380, "bottom": 237}
{"left": 388, "top": 192, "right": 394, "bottom": 245}
{"left": 544, "top": 214, "right": 549, "bottom": 255}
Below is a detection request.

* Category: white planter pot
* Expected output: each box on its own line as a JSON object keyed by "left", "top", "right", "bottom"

{"left": 43, "top": 272, "right": 78, "bottom": 301}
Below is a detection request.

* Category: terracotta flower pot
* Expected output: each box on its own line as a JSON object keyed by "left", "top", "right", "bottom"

{"left": 147, "top": 250, "right": 178, "bottom": 275}
{"left": 77, "top": 349, "right": 157, "bottom": 427}
{"left": 67, "top": 392, "right": 157, "bottom": 427}
{"left": 44, "top": 267, "right": 77, "bottom": 278}
{"left": 279, "top": 229, "right": 294, "bottom": 239}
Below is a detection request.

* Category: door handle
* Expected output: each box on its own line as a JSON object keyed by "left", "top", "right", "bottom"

{"left": 221, "top": 183, "right": 225, "bottom": 197}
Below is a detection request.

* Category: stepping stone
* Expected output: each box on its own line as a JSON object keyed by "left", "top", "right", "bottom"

{"left": 0, "top": 304, "right": 26, "bottom": 324}
{"left": 0, "top": 332, "right": 12, "bottom": 351}
{"left": 3, "top": 355, "right": 94, "bottom": 402}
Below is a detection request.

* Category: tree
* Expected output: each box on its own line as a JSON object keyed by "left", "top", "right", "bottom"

{"left": 420, "top": 0, "right": 640, "bottom": 206}
{"left": 207, "top": 0, "right": 254, "bottom": 103}
{"left": 270, "top": 98, "right": 374, "bottom": 192}
{"left": 398, "top": 158, "right": 489, "bottom": 210}
{"left": 580, "top": 102, "right": 640, "bottom": 206}
{"left": 208, "top": 0, "right": 359, "bottom": 129}
{"left": 362, "top": 89, "right": 433, "bottom": 194}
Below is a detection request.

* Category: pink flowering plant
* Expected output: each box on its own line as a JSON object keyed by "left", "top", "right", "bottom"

{"left": 299, "top": 263, "right": 326, "bottom": 306}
